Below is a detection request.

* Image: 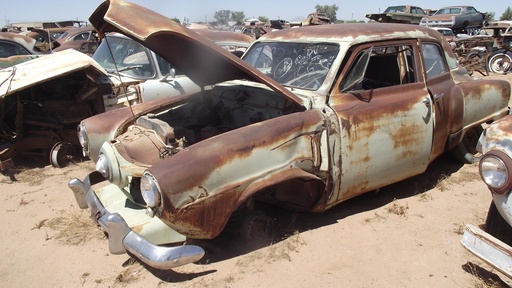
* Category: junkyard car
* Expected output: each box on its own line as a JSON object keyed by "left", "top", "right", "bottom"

{"left": 0, "top": 32, "right": 43, "bottom": 68}
{"left": 461, "top": 114, "right": 512, "bottom": 279}
{"left": 23, "top": 27, "right": 70, "bottom": 52}
{"left": 52, "top": 26, "right": 99, "bottom": 53}
{"left": 0, "top": 28, "right": 252, "bottom": 171}
{"left": 93, "top": 30, "right": 253, "bottom": 109}
{"left": 365, "top": 5, "right": 427, "bottom": 25}
{"left": 69, "top": 0, "right": 511, "bottom": 270}
{"left": 419, "top": 6, "right": 488, "bottom": 33}
{"left": 0, "top": 49, "right": 112, "bottom": 171}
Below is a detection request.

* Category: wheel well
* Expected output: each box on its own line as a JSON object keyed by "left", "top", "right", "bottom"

{"left": 247, "top": 177, "right": 325, "bottom": 212}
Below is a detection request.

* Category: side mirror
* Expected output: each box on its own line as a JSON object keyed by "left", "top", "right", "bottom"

{"left": 161, "top": 68, "right": 176, "bottom": 82}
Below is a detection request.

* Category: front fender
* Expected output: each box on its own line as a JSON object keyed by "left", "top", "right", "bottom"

{"left": 148, "top": 110, "right": 327, "bottom": 239}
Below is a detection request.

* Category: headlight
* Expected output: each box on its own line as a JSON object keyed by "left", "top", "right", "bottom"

{"left": 141, "top": 173, "right": 161, "bottom": 208}
{"left": 77, "top": 122, "right": 89, "bottom": 157}
{"left": 96, "top": 153, "right": 111, "bottom": 180}
{"left": 479, "top": 150, "right": 512, "bottom": 194}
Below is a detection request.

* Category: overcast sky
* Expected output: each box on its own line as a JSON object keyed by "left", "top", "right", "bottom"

{"left": 3, "top": 0, "right": 511, "bottom": 26}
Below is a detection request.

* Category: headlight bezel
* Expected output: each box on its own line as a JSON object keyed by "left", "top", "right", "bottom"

{"left": 479, "top": 149, "right": 512, "bottom": 195}
{"left": 141, "top": 172, "right": 162, "bottom": 208}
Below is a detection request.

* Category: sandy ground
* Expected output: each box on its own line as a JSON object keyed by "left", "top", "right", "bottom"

{"left": 1, "top": 74, "right": 512, "bottom": 288}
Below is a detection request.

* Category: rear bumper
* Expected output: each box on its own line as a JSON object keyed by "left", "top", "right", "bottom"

{"left": 68, "top": 171, "right": 204, "bottom": 269}
{"left": 461, "top": 224, "right": 512, "bottom": 279}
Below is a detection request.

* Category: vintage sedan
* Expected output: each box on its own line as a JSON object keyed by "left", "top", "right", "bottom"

{"left": 69, "top": 0, "right": 511, "bottom": 270}
{"left": 419, "top": 6, "right": 488, "bottom": 33}
{"left": 52, "top": 26, "right": 99, "bottom": 53}
{"left": 365, "top": 5, "right": 428, "bottom": 25}
{"left": 461, "top": 114, "right": 512, "bottom": 279}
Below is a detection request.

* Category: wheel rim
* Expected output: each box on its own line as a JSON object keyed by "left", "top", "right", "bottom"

{"left": 50, "top": 142, "right": 75, "bottom": 168}
{"left": 488, "top": 53, "right": 512, "bottom": 74}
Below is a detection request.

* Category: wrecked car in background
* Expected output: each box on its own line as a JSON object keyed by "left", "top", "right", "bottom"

{"left": 0, "top": 49, "right": 112, "bottom": 171}
{"left": 461, "top": 114, "right": 512, "bottom": 279}
{"left": 52, "top": 26, "right": 99, "bottom": 53}
{"left": 0, "top": 32, "right": 44, "bottom": 68}
{"left": 69, "top": 0, "right": 511, "bottom": 270}
{"left": 365, "top": 5, "right": 427, "bottom": 25}
{"left": 93, "top": 30, "right": 253, "bottom": 109}
{"left": 419, "top": 6, "right": 488, "bottom": 33}
{"left": 0, "top": 27, "right": 252, "bottom": 172}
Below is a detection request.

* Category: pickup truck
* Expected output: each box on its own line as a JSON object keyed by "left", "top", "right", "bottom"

{"left": 69, "top": 0, "right": 511, "bottom": 270}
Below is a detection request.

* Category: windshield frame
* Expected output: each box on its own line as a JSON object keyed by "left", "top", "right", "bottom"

{"left": 242, "top": 41, "right": 340, "bottom": 91}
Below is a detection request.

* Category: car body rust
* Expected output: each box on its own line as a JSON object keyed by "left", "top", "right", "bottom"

{"left": 68, "top": 0, "right": 512, "bottom": 270}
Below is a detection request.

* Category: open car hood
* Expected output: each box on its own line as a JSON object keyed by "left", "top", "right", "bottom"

{"left": 0, "top": 49, "right": 109, "bottom": 98}
{"left": 89, "top": 0, "right": 306, "bottom": 108}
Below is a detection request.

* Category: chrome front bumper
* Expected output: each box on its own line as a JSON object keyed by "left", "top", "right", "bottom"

{"left": 68, "top": 171, "right": 205, "bottom": 269}
{"left": 461, "top": 224, "right": 512, "bottom": 279}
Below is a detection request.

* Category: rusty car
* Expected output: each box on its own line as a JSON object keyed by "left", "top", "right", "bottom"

{"left": 0, "top": 28, "right": 252, "bottom": 172}
{"left": 23, "top": 27, "right": 70, "bottom": 52}
{"left": 419, "top": 6, "right": 488, "bottom": 33}
{"left": 461, "top": 114, "right": 512, "bottom": 279}
{"left": 365, "top": 5, "right": 428, "bottom": 25}
{"left": 0, "top": 49, "right": 112, "bottom": 171}
{"left": 52, "top": 26, "right": 99, "bottom": 53}
{"left": 69, "top": 0, "right": 511, "bottom": 270}
{"left": 0, "top": 32, "right": 44, "bottom": 68}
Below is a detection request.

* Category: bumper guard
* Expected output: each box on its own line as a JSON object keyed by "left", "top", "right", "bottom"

{"left": 68, "top": 171, "right": 205, "bottom": 269}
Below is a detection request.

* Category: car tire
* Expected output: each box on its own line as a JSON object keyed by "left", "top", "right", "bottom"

{"left": 239, "top": 210, "right": 274, "bottom": 244}
{"left": 487, "top": 50, "right": 512, "bottom": 74}
{"left": 450, "top": 125, "right": 483, "bottom": 164}
{"left": 485, "top": 201, "right": 512, "bottom": 246}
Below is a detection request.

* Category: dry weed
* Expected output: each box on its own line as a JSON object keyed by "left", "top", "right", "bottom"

{"left": 453, "top": 223, "right": 465, "bottom": 235}
{"left": 463, "top": 262, "right": 509, "bottom": 288}
{"left": 37, "top": 210, "right": 104, "bottom": 245}
{"left": 387, "top": 199, "right": 409, "bottom": 217}
{"left": 435, "top": 174, "right": 451, "bottom": 192}
{"left": 113, "top": 265, "right": 144, "bottom": 286}
{"left": 417, "top": 192, "right": 433, "bottom": 202}
{"left": 362, "top": 212, "right": 387, "bottom": 226}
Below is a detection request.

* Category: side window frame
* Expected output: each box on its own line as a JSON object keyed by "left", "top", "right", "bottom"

{"left": 338, "top": 40, "right": 418, "bottom": 93}
{"left": 421, "top": 42, "right": 448, "bottom": 79}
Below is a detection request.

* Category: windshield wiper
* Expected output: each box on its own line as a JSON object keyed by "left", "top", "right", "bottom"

{"left": 106, "top": 64, "right": 143, "bottom": 74}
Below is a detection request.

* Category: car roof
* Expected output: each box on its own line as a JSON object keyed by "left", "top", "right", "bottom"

{"left": 259, "top": 23, "right": 443, "bottom": 44}
{"left": 0, "top": 32, "right": 37, "bottom": 53}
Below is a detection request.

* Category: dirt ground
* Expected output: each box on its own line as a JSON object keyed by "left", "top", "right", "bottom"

{"left": 1, "top": 74, "right": 512, "bottom": 288}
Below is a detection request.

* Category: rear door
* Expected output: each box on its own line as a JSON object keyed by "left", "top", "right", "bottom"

{"left": 420, "top": 41, "right": 462, "bottom": 159}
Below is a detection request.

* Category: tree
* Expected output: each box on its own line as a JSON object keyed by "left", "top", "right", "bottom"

{"left": 315, "top": 4, "right": 339, "bottom": 23}
{"left": 500, "top": 6, "right": 512, "bottom": 21}
{"left": 214, "top": 10, "right": 231, "bottom": 26}
{"left": 230, "top": 11, "right": 246, "bottom": 24}
{"left": 170, "top": 17, "right": 181, "bottom": 24}
{"left": 258, "top": 16, "right": 269, "bottom": 23}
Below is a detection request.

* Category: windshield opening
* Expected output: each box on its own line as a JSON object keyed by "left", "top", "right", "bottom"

{"left": 243, "top": 42, "right": 339, "bottom": 91}
{"left": 93, "top": 36, "right": 155, "bottom": 79}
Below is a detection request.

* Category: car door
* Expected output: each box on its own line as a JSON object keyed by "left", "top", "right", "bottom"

{"left": 327, "top": 41, "right": 434, "bottom": 204}
{"left": 420, "top": 41, "right": 462, "bottom": 159}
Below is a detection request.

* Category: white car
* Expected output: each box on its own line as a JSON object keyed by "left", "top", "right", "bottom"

{"left": 461, "top": 113, "right": 512, "bottom": 279}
